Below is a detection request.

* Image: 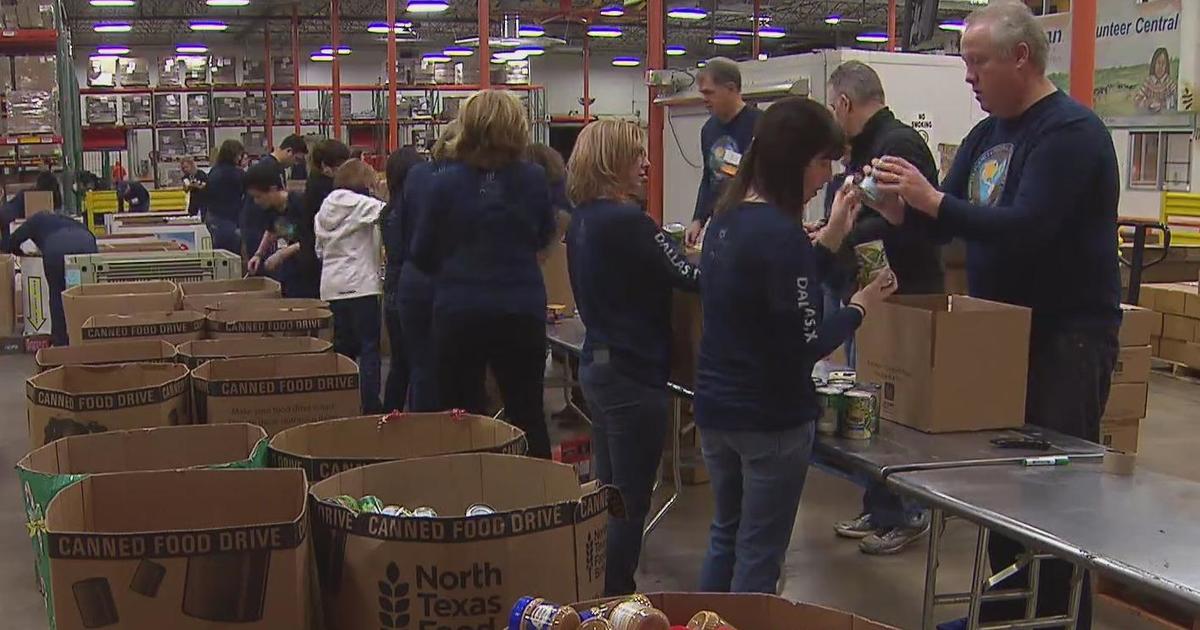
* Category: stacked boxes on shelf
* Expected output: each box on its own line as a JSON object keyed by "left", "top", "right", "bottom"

{"left": 1140, "top": 281, "right": 1200, "bottom": 368}
{"left": 9, "top": 55, "right": 59, "bottom": 134}
{"left": 1102, "top": 304, "right": 1162, "bottom": 452}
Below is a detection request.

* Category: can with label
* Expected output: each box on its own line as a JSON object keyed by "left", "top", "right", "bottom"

{"left": 579, "top": 619, "right": 612, "bottom": 629}
{"left": 841, "top": 389, "right": 880, "bottom": 440}
{"left": 854, "top": 239, "right": 890, "bottom": 287}
{"left": 688, "top": 611, "right": 739, "bottom": 630}
{"left": 411, "top": 506, "right": 438, "bottom": 518}
{"left": 827, "top": 378, "right": 856, "bottom": 390}
{"left": 829, "top": 370, "right": 856, "bottom": 382}
{"left": 510, "top": 597, "right": 581, "bottom": 630}
{"left": 663, "top": 222, "right": 686, "bottom": 246}
{"left": 815, "top": 387, "right": 843, "bottom": 436}
{"left": 466, "top": 503, "right": 495, "bottom": 517}
{"left": 608, "top": 600, "right": 670, "bottom": 630}
{"left": 381, "top": 505, "right": 409, "bottom": 517}
{"left": 856, "top": 174, "right": 882, "bottom": 203}
{"left": 357, "top": 495, "right": 384, "bottom": 514}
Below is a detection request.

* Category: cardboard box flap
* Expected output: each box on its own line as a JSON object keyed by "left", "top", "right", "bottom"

{"left": 19, "top": 424, "right": 267, "bottom": 477}
{"left": 35, "top": 339, "right": 176, "bottom": 370}
{"left": 860, "top": 295, "right": 938, "bottom": 367}
{"left": 192, "top": 352, "right": 356, "bottom": 384}
{"left": 62, "top": 280, "right": 177, "bottom": 299}
{"left": 179, "top": 277, "right": 281, "bottom": 297}
{"left": 205, "top": 307, "right": 333, "bottom": 335}
{"left": 176, "top": 336, "right": 332, "bottom": 368}
{"left": 28, "top": 363, "right": 190, "bottom": 410}
{"left": 82, "top": 310, "right": 204, "bottom": 342}
{"left": 205, "top": 298, "right": 328, "bottom": 313}
{"left": 268, "top": 413, "right": 527, "bottom": 481}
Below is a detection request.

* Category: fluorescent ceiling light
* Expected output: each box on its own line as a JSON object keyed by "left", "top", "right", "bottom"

{"left": 444, "top": 46, "right": 474, "bottom": 57}
{"left": 93, "top": 22, "right": 132, "bottom": 32}
{"left": 757, "top": 52, "right": 768, "bottom": 61}
{"left": 406, "top": 0, "right": 449, "bottom": 13}
{"left": 367, "top": 21, "right": 413, "bottom": 33}
{"left": 856, "top": 32, "right": 889, "bottom": 43}
{"left": 90, "top": 0, "right": 135, "bottom": 7}
{"left": 517, "top": 24, "right": 545, "bottom": 37}
{"left": 495, "top": 50, "right": 528, "bottom": 61}
{"left": 759, "top": 26, "right": 785, "bottom": 39}
{"left": 667, "top": 6, "right": 707, "bottom": 20}
{"left": 612, "top": 56, "right": 640, "bottom": 67}
{"left": 96, "top": 45, "right": 130, "bottom": 55}
{"left": 423, "top": 54, "right": 451, "bottom": 63}
{"left": 599, "top": 5, "right": 624, "bottom": 17}
{"left": 938, "top": 20, "right": 966, "bottom": 32}
{"left": 175, "top": 44, "right": 208, "bottom": 54}
{"left": 320, "top": 46, "right": 352, "bottom": 55}
{"left": 490, "top": 55, "right": 506, "bottom": 64}
{"left": 824, "top": 14, "right": 842, "bottom": 25}
{"left": 90, "top": 55, "right": 123, "bottom": 62}
{"left": 515, "top": 46, "right": 544, "bottom": 56}
{"left": 666, "top": 45, "right": 686, "bottom": 56}
{"left": 587, "top": 25, "right": 622, "bottom": 38}
{"left": 189, "top": 20, "right": 228, "bottom": 31}
{"left": 310, "top": 53, "right": 334, "bottom": 62}
{"left": 711, "top": 34, "right": 741, "bottom": 46}
{"left": 697, "top": 61, "right": 706, "bottom": 67}
{"left": 206, "top": 0, "right": 250, "bottom": 5}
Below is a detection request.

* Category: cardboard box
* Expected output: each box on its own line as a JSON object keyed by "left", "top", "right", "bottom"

{"left": 176, "top": 336, "right": 331, "bottom": 370}
{"left": 26, "top": 362, "right": 190, "bottom": 450}
{"left": 309, "top": 454, "right": 618, "bottom": 630}
{"left": 17, "top": 423, "right": 268, "bottom": 628}
{"left": 0, "top": 254, "right": 15, "bottom": 335}
{"left": 1161, "top": 314, "right": 1198, "bottom": 342}
{"left": 1119, "top": 304, "right": 1163, "bottom": 346}
{"left": 205, "top": 307, "right": 334, "bottom": 341}
{"left": 61, "top": 280, "right": 180, "bottom": 346}
{"left": 1112, "top": 345, "right": 1152, "bottom": 384}
{"left": 670, "top": 290, "right": 703, "bottom": 388}
{"left": 268, "top": 412, "right": 527, "bottom": 482}
{"left": 21, "top": 255, "right": 53, "bottom": 336}
{"left": 35, "top": 339, "right": 176, "bottom": 372}
{"left": 857, "top": 295, "right": 1032, "bottom": 433}
{"left": 44, "top": 468, "right": 312, "bottom": 630}
{"left": 1158, "top": 337, "right": 1200, "bottom": 367}
{"left": 541, "top": 210, "right": 575, "bottom": 313}
{"left": 575, "top": 592, "right": 898, "bottom": 630}
{"left": 1101, "top": 417, "right": 1140, "bottom": 453}
{"left": 1103, "top": 382, "right": 1148, "bottom": 420}
{"left": 1140, "top": 283, "right": 1200, "bottom": 318}
{"left": 1152, "top": 336, "right": 1161, "bottom": 356}
{"left": 82, "top": 310, "right": 205, "bottom": 345}
{"left": 204, "top": 297, "right": 328, "bottom": 313}
{"left": 191, "top": 353, "right": 359, "bottom": 435}
{"left": 179, "top": 277, "right": 281, "bottom": 311}
{"left": 23, "top": 190, "right": 54, "bottom": 216}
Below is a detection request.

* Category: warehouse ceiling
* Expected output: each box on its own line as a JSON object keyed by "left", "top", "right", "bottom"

{"left": 65, "top": 0, "right": 981, "bottom": 56}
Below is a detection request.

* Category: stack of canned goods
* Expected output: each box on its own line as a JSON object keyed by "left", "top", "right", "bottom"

{"left": 814, "top": 370, "right": 881, "bottom": 440}
{"left": 511, "top": 594, "right": 671, "bottom": 629}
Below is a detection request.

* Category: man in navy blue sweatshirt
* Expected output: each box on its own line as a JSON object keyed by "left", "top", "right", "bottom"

{"left": 684, "top": 57, "right": 762, "bottom": 247}
{"left": 869, "top": 3, "right": 1119, "bottom": 627}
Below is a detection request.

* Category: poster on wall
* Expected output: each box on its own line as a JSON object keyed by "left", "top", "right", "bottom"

{"left": 1039, "top": 0, "right": 1181, "bottom": 117}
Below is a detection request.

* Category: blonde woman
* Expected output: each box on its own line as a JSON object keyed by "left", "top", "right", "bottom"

{"left": 411, "top": 91, "right": 556, "bottom": 457}
{"left": 565, "top": 119, "right": 698, "bottom": 595}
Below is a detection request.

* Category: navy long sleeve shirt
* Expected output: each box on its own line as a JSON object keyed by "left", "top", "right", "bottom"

{"left": 412, "top": 160, "right": 556, "bottom": 318}
{"left": 204, "top": 163, "right": 244, "bottom": 224}
{"left": 121, "top": 181, "right": 150, "bottom": 212}
{"left": 938, "top": 90, "right": 1121, "bottom": 339}
{"left": 567, "top": 199, "right": 699, "bottom": 387}
{"left": 695, "top": 202, "right": 863, "bottom": 432}
{"left": 391, "top": 160, "right": 450, "bottom": 306}
{"left": 3, "top": 212, "right": 97, "bottom": 259}
{"left": 692, "top": 105, "right": 762, "bottom": 224}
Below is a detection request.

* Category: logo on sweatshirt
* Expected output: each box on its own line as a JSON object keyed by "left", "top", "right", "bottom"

{"left": 968, "top": 143, "right": 1013, "bottom": 207}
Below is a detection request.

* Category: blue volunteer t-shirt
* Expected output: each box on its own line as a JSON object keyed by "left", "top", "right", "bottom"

{"left": 692, "top": 105, "right": 762, "bottom": 224}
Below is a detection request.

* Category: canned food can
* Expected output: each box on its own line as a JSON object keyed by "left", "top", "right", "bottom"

{"left": 579, "top": 619, "right": 613, "bottom": 629}
{"left": 411, "top": 507, "right": 438, "bottom": 518}
{"left": 357, "top": 495, "right": 384, "bottom": 514}
{"left": 857, "top": 174, "right": 882, "bottom": 203}
{"left": 811, "top": 376, "right": 826, "bottom": 388}
{"left": 546, "top": 303, "right": 568, "bottom": 323}
{"left": 827, "top": 378, "right": 856, "bottom": 389}
{"left": 466, "top": 503, "right": 495, "bottom": 517}
{"left": 841, "top": 389, "right": 879, "bottom": 440}
{"left": 381, "top": 505, "right": 409, "bottom": 517}
{"left": 854, "top": 239, "right": 890, "bottom": 287}
{"left": 829, "top": 370, "right": 856, "bottom": 382}
{"left": 688, "top": 610, "right": 739, "bottom": 630}
{"left": 328, "top": 495, "right": 361, "bottom": 513}
{"left": 815, "top": 387, "right": 843, "bottom": 436}
{"left": 608, "top": 600, "right": 670, "bottom": 630}
{"left": 663, "top": 222, "right": 686, "bottom": 246}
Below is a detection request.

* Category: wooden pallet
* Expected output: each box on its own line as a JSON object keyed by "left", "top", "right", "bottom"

{"left": 1096, "top": 576, "right": 1200, "bottom": 630}
{"left": 1151, "top": 358, "right": 1200, "bottom": 383}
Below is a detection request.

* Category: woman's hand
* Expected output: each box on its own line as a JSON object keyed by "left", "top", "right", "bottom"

{"left": 869, "top": 157, "right": 943, "bottom": 218}
{"left": 814, "top": 179, "right": 860, "bottom": 251}
{"left": 246, "top": 254, "right": 262, "bottom": 275}
{"left": 850, "top": 269, "right": 899, "bottom": 313}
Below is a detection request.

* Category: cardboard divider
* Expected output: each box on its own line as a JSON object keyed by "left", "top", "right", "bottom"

{"left": 575, "top": 592, "right": 898, "bottom": 629}
{"left": 191, "top": 353, "right": 360, "bottom": 435}
{"left": 205, "top": 307, "right": 334, "bottom": 341}
{"left": 35, "top": 339, "right": 177, "bottom": 372}
{"left": 82, "top": 310, "right": 205, "bottom": 345}
{"left": 175, "top": 336, "right": 332, "bottom": 370}
{"left": 44, "top": 468, "right": 311, "bottom": 630}
{"left": 61, "top": 281, "right": 180, "bottom": 346}
{"left": 309, "top": 453, "right": 620, "bottom": 630}
{"left": 204, "top": 297, "right": 329, "bottom": 314}
{"left": 26, "top": 363, "right": 191, "bottom": 450}
{"left": 269, "top": 412, "right": 527, "bottom": 482}
{"left": 178, "top": 277, "right": 282, "bottom": 311}
{"left": 16, "top": 424, "right": 269, "bottom": 629}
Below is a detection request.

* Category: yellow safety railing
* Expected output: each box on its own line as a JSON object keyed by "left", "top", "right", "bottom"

{"left": 1162, "top": 192, "right": 1200, "bottom": 246}
{"left": 83, "top": 188, "right": 191, "bottom": 235}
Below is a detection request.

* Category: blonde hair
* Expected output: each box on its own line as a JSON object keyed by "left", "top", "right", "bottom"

{"left": 431, "top": 121, "right": 460, "bottom": 161}
{"left": 333, "top": 159, "right": 377, "bottom": 191}
{"left": 455, "top": 90, "right": 529, "bottom": 170}
{"left": 567, "top": 119, "right": 646, "bottom": 205}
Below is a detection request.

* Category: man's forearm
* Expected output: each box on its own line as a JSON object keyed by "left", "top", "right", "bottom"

{"left": 253, "top": 232, "right": 276, "bottom": 258}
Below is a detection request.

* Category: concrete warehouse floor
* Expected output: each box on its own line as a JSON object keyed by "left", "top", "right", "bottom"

{"left": 0, "top": 352, "right": 1196, "bottom": 628}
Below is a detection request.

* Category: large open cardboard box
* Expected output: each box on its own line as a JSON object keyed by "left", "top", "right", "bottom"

{"left": 16, "top": 424, "right": 268, "bottom": 628}
{"left": 178, "top": 277, "right": 281, "bottom": 311}
{"left": 575, "top": 592, "right": 898, "bottom": 629}
{"left": 61, "top": 281, "right": 180, "bottom": 346}
{"left": 44, "top": 468, "right": 312, "bottom": 630}
{"left": 857, "top": 295, "right": 1032, "bottom": 433}
{"left": 205, "top": 307, "right": 334, "bottom": 341}
{"left": 26, "top": 363, "right": 190, "bottom": 450}
{"left": 175, "top": 336, "right": 331, "bottom": 370}
{"left": 35, "top": 339, "right": 176, "bottom": 372}
{"left": 191, "top": 353, "right": 360, "bottom": 435}
{"left": 82, "top": 310, "right": 205, "bottom": 345}
{"left": 309, "top": 453, "right": 618, "bottom": 630}
{"left": 269, "top": 412, "right": 527, "bottom": 482}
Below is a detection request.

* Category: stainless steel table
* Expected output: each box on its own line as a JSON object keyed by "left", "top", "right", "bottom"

{"left": 547, "top": 317, "right": 586, "bottom": 356}
{"left": 889, "top": 462, "right": 1200, "bottom": 629}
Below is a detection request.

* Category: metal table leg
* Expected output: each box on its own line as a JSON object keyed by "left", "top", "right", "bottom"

{"left": 967, "top": 526, "right": 992, "bottom": 630}
{"left": 644, "top": 395, "right": 683, "bottom": 537}
{"left": 922, "top": 508, "right": 945, "bottom": 630}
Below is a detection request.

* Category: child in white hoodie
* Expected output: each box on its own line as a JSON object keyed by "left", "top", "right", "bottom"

{"left": 315, "top": 159, "right": 386, "bottom": 412}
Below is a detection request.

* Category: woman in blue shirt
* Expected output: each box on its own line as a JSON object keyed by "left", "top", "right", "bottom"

{"left": 695, "top": 97, "right": 897, "bottom": 593}
{"left": 3, "top": 211, "right": 97, "bottom": 346}
{"left": 412, "top": 90, "right": 556, "bottom": 458}
{"left": 204, "top": 139, "right": 246, "bottom": 253}
{"left": 380, "top": 145, "right": 424, "bottom": 411}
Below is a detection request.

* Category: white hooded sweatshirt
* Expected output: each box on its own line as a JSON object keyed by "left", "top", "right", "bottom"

{"left": 315, "top": 189, "right": 386, "bottom": 301}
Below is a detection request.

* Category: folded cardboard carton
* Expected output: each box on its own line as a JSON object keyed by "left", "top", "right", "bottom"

{"left": 178, "top": 277, "right": 281, "bottom": 311}
{"left": 61, "top": 281, "right": 180, "bottom": 346}
{"left": 1100, "top": 417, "right": 1140, "bottom": 453}
{"left": 269, "top": 412, "right": 527, "bottom": 482}
{"left": 26, "top": 363, "right": 190, "bottom": 450}
{"left": 44, "top": 468, "right": 312, "bottom": 630}
{"left": 203, "top": 297, "right": 329, "bottom": 314}
{"left": 1118, "top": 304, "right": 1162, "bottom": 346}
{"left": 35, "top": 339, "right": 177, "bottom": 372}
{"left": 17, "top": 424, "right": 268, "bottom": 628}
{"left": 1139, "top": 283, "right": 1200, "bottom": 318}
{"left": 0, "top": 254, "right": 17, "bottom": 335}
{"left": 1158, "top": 337, "right": 1200, "bottom": 367}
{"left": 857, "top": 295, "right": 1032, "bottom": 433}
{"left": 574, "top": 592, "right": 898, "bottom": 629}
{"left": 310, "top": 453, "right": 619, "bottom": 630}
{"left": 1161, "top": 314, "right": 1198, "bottom": 342}
{"left": 205, "top": 307, "right": 333, "bottom": 341}
{"left": 191, "top": 353, "right": 359, "bottom": 435}
{"left": 82, "top": 310, "right": 204, "bottom": 345}
{"left": 176, "top": 336, "right": 331, "bottom": 370}
{"left": 1112, "top": 345, "right": 1152, "bottom": 384}
{"left": 1103, "top": 382, "right": 1149, "bottom": 420}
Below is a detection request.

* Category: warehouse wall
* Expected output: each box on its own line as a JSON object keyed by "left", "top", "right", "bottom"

{"left": 529, "top": 54, "right": 647, "bottom": 122}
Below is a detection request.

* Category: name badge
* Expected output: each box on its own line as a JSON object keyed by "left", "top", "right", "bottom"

{"left": 720, "top": 150, "right": 742, "bottom": 177}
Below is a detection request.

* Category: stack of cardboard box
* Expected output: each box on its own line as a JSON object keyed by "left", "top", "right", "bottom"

{"left": 1139, "top": 281, "right": 1200, "bottom": 368}
{"left": 1102, "top": 304, "right": 1161, "bottom": 452}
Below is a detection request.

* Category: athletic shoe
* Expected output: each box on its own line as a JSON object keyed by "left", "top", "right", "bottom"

{"left": 833, "top": 513, "right": 879, "bottom": 539}
{"left": 860, "top": 521, "right": 932, "bottom": 555}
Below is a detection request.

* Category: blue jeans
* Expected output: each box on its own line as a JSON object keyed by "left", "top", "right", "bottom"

{"left": 863, "top": 478, "right": 926, "bottom": 529}
{"left": 382, "top": 306, "right": 409, "bottom": 412}
{"left": 330, "top": 295, "right": 382, "bottom": 413}
{"left": 579, "top": 360, "right": 669, "bottom": 596}
{"left": 699, "top": 423, "right": 816, "bottom": 593}
{"left": 205, "top": 216, "right": 240, "bottom": 254}
{"left": 398, "top": 296, "right": 439, "bottom": 412}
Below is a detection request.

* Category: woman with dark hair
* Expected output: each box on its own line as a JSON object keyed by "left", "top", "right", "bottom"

{"left": 525, "top": 143, "right": 571, "bottom": 214}
{"left": 380, "top": 145, "right": 425, "bottom": 411}
{"left": 1134, "top": 47, "right": 1177, "bottom": 113}
{"left": 412, "top": 91, "right": 556, "bottom": 457}
{"left": 205, "top": 138, "right": 246, "bottom": 253}
{"left": 695, "top": 97, "right": 897, "bottom": 593}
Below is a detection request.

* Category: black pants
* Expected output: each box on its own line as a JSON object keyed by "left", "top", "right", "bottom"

{"left": 435, "top": 311, "right": 550, "bottom": 458}
{"left": 382, "top": 306, "right": 409, "bottom": 412}
{"left": 330, "top": 296, "right": 383, "bottom": 414}
{"left": 980, "top": 328, "right": 1118, "bottom": 629}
